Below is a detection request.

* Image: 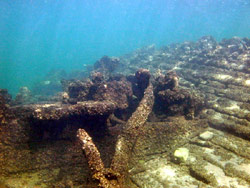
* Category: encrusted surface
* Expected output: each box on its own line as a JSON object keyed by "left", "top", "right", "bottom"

{"left": 13, "top": 100, "right": 117, "bottom": 120}
{"left": 128, "top": 127, "right": 250, "bottom": 188}
{"left": 0, "top": 36, "right": 249, "bottom": 187}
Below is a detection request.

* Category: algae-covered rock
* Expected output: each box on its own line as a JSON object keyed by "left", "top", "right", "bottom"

{"left": 174, "top": 147, "right": 189, "bottom": 163}
{"left": 199, "top": 131, "right": 214, "bottom": 140}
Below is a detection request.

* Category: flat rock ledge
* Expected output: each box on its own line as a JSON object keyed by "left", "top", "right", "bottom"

{"left": 129, "top": 127, "right": 250, "bottom": 188}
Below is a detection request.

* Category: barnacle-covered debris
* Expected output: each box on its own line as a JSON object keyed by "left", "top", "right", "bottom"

{"left": 154, "top": 71, "right": 179, "bottom": 92}
{"left": 1, "top": 36, "right": 250, "bottom": 187}
{"left": 111, "top": 81, "right": 154, "bottom": 176}
{"left": 77, "top": 128, "right": 121, "bottom": 188}
{"left": 61, "top": 72, "right": 133, "bottom": 111}
{"left": 135, "top": 68, "right": 151, "bottom": 91}
{"left": 93, "top": 80, "right": 133, "bottom": 110}
{"left": 154, "top": 71, "right": 204, "bottom": 119}
{"left": 156, "top": 89, "right": 202, "bottom": 119}
{"left": 91, "top": 71, "right": 105, "bottom": 84}
{"left": 21, "top": 101, "right": 116, "bottom": 121}
{"left": 61, "top": 79, "right": 93, "bottom": 103}
{"left": 76, "top": 69, "right": 154, "bottom": 187}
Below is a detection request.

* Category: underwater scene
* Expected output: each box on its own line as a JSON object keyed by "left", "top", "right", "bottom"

{"left": 0, "top": 0, "right": 250, "bottom": 188}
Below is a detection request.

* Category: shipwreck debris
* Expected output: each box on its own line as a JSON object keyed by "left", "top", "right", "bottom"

{"left": 0, "top": 36, "right": 249, "bottom": 187}
{"left": 76, "top": 69, "right": 154, "bottom": 187}
{"left": 77, "top": 128, "right": 121, "bottom": 188}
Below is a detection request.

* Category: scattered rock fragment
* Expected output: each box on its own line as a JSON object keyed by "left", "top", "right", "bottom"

{"left": 199, "top": 131, "right": 214, "bottom": 140}
{"left": 173, "top": 147, "right": 189, "bottom": 163}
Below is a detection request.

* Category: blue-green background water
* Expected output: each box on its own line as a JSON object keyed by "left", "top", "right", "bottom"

{"left": 0, "top": 0, "right": 250, "bottom": 95}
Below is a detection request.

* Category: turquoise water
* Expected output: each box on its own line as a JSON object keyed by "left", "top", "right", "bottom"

{"left": 0, "top": 0, "right": 250, "bottom": 95}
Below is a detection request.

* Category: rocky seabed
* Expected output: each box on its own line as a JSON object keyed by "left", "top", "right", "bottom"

{"left": 0, "top": 36, "right": 250, "bottom": 188}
